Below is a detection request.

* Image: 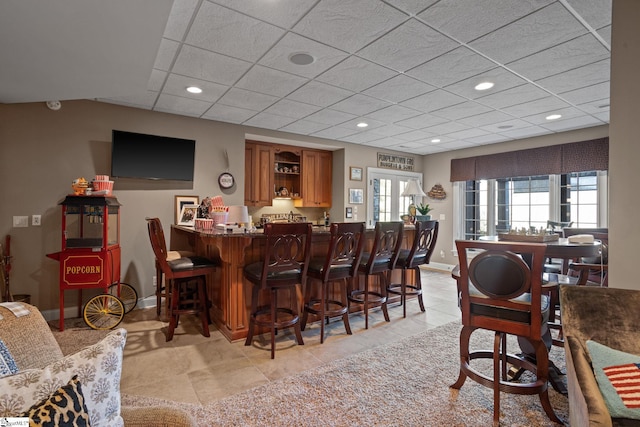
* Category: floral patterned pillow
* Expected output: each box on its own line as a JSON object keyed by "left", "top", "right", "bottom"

{"left": 0, "top": 328, "right": 126, "bottom": 427}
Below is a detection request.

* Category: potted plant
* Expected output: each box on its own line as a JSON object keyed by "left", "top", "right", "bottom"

{"left": 415, "top": 202, "right": 432, "bottom": 221}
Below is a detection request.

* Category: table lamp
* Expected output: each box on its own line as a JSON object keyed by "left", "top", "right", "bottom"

{"left": 226, "top": 205, "right": 250, "bottom": 229}
{"left": 401, "top": 178, "right": 426, "bottom": 221}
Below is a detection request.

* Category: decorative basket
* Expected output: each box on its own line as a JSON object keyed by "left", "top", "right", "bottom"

{"left": 92, "top": 180, "right": 114, "bottom": 195}
{"left": 194, "top": 218, "right": 214, "bottom": 231}
{"left": 209, "top": 211, "right": 229, "bottom": 227}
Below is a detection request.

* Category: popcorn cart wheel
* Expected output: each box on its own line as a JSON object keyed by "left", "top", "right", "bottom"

{"left": 83, "top": 292, "right": 125, "bottom": 330}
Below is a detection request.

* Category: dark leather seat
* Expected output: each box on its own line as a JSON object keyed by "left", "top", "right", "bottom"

{"left": 243, "top": 222, "right": 312, "bottom": 359}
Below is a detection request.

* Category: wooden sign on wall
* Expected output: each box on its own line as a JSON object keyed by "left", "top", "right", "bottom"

{"left": 377, "top": 153, "right": 415, "bottom": 171}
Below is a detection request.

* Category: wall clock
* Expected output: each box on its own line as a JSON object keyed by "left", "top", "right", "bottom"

{"left": 218, "top": 172, "right": 234, "bottom": 189}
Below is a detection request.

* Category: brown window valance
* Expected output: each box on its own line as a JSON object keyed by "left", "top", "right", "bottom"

{"left": 450, "top": 138, "right": 608, "bottom": 182}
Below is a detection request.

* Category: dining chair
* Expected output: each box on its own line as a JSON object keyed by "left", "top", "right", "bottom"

{"left": 452, "top": 240, "right": 562, "bottom": 426}
{"left": 387, "top": 220, "right": 438, "bottom": 318}
{"left": 301, "top": 222, "right": 365, "bottom": 343}
{"left": 146, "top": 218, "right": 217, "bottom": 341}
{"left": 563, "top": 228, "right": 608, "bottom": 286}
{"left": 243, "top": 222, "right": 312, "bottom": 359}
{"left": 348, "top": 221, "right": 403, "bottom": 329}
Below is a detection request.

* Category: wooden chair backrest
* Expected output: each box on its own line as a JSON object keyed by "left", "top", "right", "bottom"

{"left": 260, "top": 222, "right": 313, "bottom": 287}
{"left": 361, "top": 221, "right": 404, "bottom": 274}
{"left": 319, "top": 222, "right": 366, "bottom": 282}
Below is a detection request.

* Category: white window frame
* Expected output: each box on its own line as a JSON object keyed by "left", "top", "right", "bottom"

{"left": 366, "top": 167, "right": 423, "bottom": 228}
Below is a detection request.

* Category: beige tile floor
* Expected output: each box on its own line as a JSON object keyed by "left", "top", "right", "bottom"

{"left": 119, "top": 269, "right": 460, "bottom": 405}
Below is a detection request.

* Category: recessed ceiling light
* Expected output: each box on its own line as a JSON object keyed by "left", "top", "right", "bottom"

{"left": 289, "top": 52, "right": 315, "bottom": 65}
{"left": 474, "top": 82, "right": 494, "bottom": 91}
{"left": 431, "top": 138, "right": 441, "bottom": 143}
{"left": 357, "top": 122, "right": 368, "bottom": 128}
{"left": 546, "top": 114, "right": 562, "bottom": 120}
{"left": 497, "top": 125, "right": 513, "bottom": 129}
{"left": 186, "top": 86, "right": 202, "bottom": 94}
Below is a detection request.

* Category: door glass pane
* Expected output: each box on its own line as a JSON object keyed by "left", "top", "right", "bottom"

{"left": 374, "top": 178, "right": 392, "bottom": 222}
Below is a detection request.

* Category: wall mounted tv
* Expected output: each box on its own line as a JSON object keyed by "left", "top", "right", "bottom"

{"left": 111, "top": 130, "right": 196, "bottom": 181}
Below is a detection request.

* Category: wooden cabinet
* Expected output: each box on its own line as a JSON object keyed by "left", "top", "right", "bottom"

{"left": 273, "top": 146, "right": 301, "bottom": 198}
{"left": 244, "top": 141, "right": 273, "bottom": 207}
{"left": 295, "top": 149, "right": 332, "bottom": 208}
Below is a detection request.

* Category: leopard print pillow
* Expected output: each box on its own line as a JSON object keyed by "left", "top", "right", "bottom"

{"left": 21, "top": 375, "right": 91, "bottom": 426}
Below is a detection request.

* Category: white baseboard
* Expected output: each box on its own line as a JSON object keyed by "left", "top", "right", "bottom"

{"left": 423, "top": 262, "right": 455, "bottom": 273}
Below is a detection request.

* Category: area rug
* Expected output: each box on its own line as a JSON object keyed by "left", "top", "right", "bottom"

{"left": 118, "top": 321, "right": 569, "bottom": 427}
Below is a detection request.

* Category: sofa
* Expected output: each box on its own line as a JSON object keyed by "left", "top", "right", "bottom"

{"left": 0, "top": 303, "right": 195, "bottom": 426}
{"left": 560, "top": 285, "right": 640, "bottom": 426}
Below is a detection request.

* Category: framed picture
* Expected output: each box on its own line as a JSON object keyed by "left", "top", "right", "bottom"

{"left": 350, "top": 166, "right": 363, "bottom": 181}
{"left": 349, "top": 188, "right": 364, "bottom": 204}
{"left": 175, "top": 195, "right": 199, "bottom": 224}
{"left": 178, "top": 204, "right": 198, "bottom": 226}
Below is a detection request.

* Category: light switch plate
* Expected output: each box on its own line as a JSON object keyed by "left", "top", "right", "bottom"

{"left": 13, "top": 216, "right": 28, "bottom": 227}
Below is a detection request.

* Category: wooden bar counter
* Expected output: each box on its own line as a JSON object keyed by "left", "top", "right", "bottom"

{"left": 170, "top": 224, "right": 413, "bottom": 342}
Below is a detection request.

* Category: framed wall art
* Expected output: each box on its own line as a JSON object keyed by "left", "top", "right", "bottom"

{"left": 349, "top": 166, "right": 363, "bottom": 181}
{"left": 175, "top": 195, "right": 199, "bottom": 224}
{"left": 349, "top": 188, "right": 364, "bottom": 204}
{"left": 178, "top": 204, "right": 198, "bottom": 226}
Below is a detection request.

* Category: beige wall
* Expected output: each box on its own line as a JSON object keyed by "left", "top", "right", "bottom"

{"left": 0, "top": 100, "right": 420, "bottom": 313}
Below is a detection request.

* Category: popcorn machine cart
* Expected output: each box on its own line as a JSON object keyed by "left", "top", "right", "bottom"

{"left": 47, "top": 195, "right": 137, "bottom": 331}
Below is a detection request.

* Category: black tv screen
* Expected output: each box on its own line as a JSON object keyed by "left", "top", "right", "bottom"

{"left": 111, "top": 130, "right": 196, "bottom": 181}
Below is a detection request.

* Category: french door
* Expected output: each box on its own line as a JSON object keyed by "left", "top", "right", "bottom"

{"left": 366, "top": 168, "right": 424, "bottom": 228}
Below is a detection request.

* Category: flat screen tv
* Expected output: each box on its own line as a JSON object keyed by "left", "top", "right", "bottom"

{"left": 111, "top": 130, "right": 196, "bottom": 181}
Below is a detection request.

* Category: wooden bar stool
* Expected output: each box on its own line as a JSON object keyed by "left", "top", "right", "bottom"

{"left": 387, "top": 220, "right": 438, "bottom": 318}
{"left": 146, "top": 218, "right": 216, "bottom": 341}
{"left": 301, "top": 222, "right": 365, "bottom": 343}
{"left": 348, "top": 221, "right": 403, "bottom": 329}
{"left": 243, "top": 222, "right": 312, "bottom": 359}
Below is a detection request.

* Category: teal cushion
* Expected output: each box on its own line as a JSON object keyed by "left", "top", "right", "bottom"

{"left": 587, "top": 340, "right": 640, "bottom": 421}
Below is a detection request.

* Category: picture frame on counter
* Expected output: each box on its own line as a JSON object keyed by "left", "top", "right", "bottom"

{"left": 175, "top": 195, "right": 199, "bottom": 224}
{"left": 178, "top": 204, "right": 198, "bottom": 226}
{"left": 349, "top": 188, "right": 364, "bottom": 204}
{"left": 349, "top": 166, "right": 363, "bottom": 181}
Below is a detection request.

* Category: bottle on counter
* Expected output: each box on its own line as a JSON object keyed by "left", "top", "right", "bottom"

{"left": 324, "top": 211, "right": 330, "bottom": 227}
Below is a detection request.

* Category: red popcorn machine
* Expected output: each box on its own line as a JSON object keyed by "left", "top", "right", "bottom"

{"left": 47, "top": 195, "right": 137, "bottom": 331}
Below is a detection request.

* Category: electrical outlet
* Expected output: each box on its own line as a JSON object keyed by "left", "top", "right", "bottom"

{"left": 440, "top": 250, "right": 445, "bottom": 258}
{"left": 439, "top": 213, "right": 446, "bottom": 221}
{"left": 32, "top": 215, "right": 41, "bottom": 226}
{"left": 13, "top": 216, "right": 28, "bottom": 228}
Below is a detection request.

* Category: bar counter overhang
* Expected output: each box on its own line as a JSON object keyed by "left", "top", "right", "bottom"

{"left": 170, "top": 224, "right": 414, "bottom": 342}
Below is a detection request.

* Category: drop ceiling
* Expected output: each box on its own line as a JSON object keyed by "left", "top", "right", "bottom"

{"left": 0, "top": 0, "right": 611, "bottom": 155}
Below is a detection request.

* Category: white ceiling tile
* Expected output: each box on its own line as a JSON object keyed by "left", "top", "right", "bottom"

{"left": 211, "top": 0, "right": 317, "bottom": 29}
{"left": 598, "top": 25, "right": 611, "bottom": 45}
{"left": 576, "top": 98, "right": 609, "bottom": 114}
{"left": 235, "top": 65, "right": 308, "bottom": 97}
{"left": 364, "top": 105, "right": 422, "bottom": 123}
{"left": 478, "top": 118, "right": 533, "bottom": 133}
{"left": 154, "top": 93, "right": 212, "bottom": 116}
{"left": 303, "top": 109, "right": 357, "bottom": 125}
{"left": 395, "top": 113, "right": 448, "bottom": 130}
{"left": 394, "top": 140, "right": 431, "bottom": 149}
{"left": 262, "top": 99, "right": 322, "bottom": 119}
{"left": 430, "top": 101, "right": 493, "bottom": 121}
{"left": 540, "top": 114, "right": 603, "bottom": 132}
{"left": 316, "top": 56, "right": 397, "bottom": 92}
{"left": 162, "top": 73, "right": 228, "bottom": 102}
{"left": 286, "top": 81, "right": 353, "bottom": 107}
{"left": 523, "top": 107, "right": 587, "bottom": 125}
{"left": 331, "top": 94, "right": 392, "bottom": 116}
{"left": 435, "top": 140, "right": 477, "bottom": 150}
{"left": 501, "top": 96, "right": 571, "bottom": 117}
{"left": 203, "top": 104, "right": 257, "bottom": 123}
{"left": 217, "top": 88, "right": 278, "bottom": 111}
{"left": 312, "top": 125, "right": 359, "bottom": 139}
{"left": 470, "top": 2, "right": 587, "bottom": 63}
{"left": 243, "top": 112, "right": 297, "bottom": 129}
{"left": 444, "top": 67, "right": 528, "bottom": 100}
{"left": 537, "top": 59, "right": 610, "bottom": 94}
{"left": 340, "top": 117, "right": 387, "bottom": 131}
{"left": 561, "top": 81, "right": 610, "bottom": 105}
{"left": 458, "top": 110, "right": 519, "bottom": 128}
{"left": 507, "top": 34, "right": 610, "bottom": 81}
{"left": 172, "top": 45, "right": 252, "bottom": 86}
{"left": 476, "top": 84, "right": 550, "bottom": 109}
{"left": 498, "top": 125, "right": 550, "bottom": 139}
{"left": 592, "top": 111, "right": 609, "bottom": 122}
{"left": 363, "top": 74, "right": 436, "bottom": 103}
{"left": 394, "top": 129, "right": 437, "bottom": 142}
{"left": 566, "top": 0, "right": 612, "bottom": 30}
{"left": 407, "top": 47, "right": 495, "bottom": 87}
{"left": 385, "top": 0, "right": 437, "bottom": 15}
{"left": 342, "top": 132, "right": 386, "bottom": 144}
{"left": 423, "top": 121, "right": 471, "bottom": 136}
{"left": 99, "top": 91, "right": 158, "bottom": 110}
{"left": 293, "top": 0, "right": 408, "bottom": 53}
{"left": 148, "top": 69, "right": 167, "bottom": 92}
{"left": 186, "top": 2, "right": 285, "bottom": 62}
{"left": 279, "top": 120, "right": 330, "bottom": 134}
{"left": 400, "top": 89, "right": 466, "bottom": 113}
{"left": 357, "top": 19, "right": 458, "bottom": 72}
{"left": 465, "top": 133, "right": 510, "bottom": 145}
{"left": 163, "top": 0, "right": 199, "bottom": 41}
{"left": 363, "top": 137, "right": 407, "bottom": 148}
{"left": 369, "top": 124, "right": 413, "bottom": 137}
{"left": 154, "top": 38, "right": 180, "bottom": 71}
{"left": 446, "top": 128, "right": 491, "bottom": 140}
{"left": 259, "top": 32, "right": 349, "bottom": 78}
